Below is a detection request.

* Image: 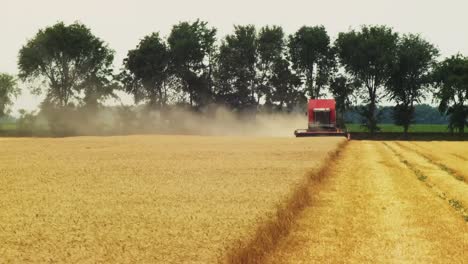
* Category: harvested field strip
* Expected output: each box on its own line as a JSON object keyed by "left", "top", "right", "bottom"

{"left": 225, "top": 140, "right": 348, "bottom": 264}
{"left": 411, "top": 141, "right": 468, "bottom": 159}
{"left": 411, "top": 141, "right": 468, "bottom": 168}
{"left": 263, "top": 141, "right": 467, "bottom": 264}
{"left": 452, "top": 153, "right": 468, "bottom": 161}
{"left": 397, "top": 141, "right": 468, "bottom": 183}
{"left": 408, "top": 141, "right": 464, "bottom": 159}
{"left": 399, "top": 142, "right": 466, "bottom": 182}
{"left": 385, "top": 142, "right": 468, "bottom": 221}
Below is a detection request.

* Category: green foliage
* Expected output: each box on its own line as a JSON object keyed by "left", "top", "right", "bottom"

{"left": 121, "top": 33, "right": 170, "bottom": 109}
{"left": 387, "top": 34, "right": 438, "bottom": 134}
{"left": 433, "top": 55, "right": 468, "bottom": 134}
{"left": 18, "top": 22, "right": 115, "bottom": 108}
{"left": 392, "top": 104, "right": 414, "bottom": 129}
{"left": 0, "top": 121, "right": 16, "bottom": 132}
{"left": 348, "top": 105, "right": 448, "bottom": 124}
{"left": 8, "top": 20, "right": 468, "bottom": 136}
{"left": 0, "top": 73, "right": 20, "bottom": 117}
{"left": 269, "top": 58, "right": 304, "bottom": 111}
{"left": 288, "top": 26, "right": 334, "bottom": 99}
{"left": 257, "top": 26, "right": 286, "bottom": 105}
{"left": 330, "top": 75, "right": 356, "bottom": 127}
{"left": 214, "top": 25, "right": 258, "bottom": 110}
{"left": 336, "top": 25, "right": 398, "bottom": 134}
{"left": 413, "top": 104, "right": 449, "bottom": 124}
{"left": 168, "top": 20, "right": 216, "bottom": 107}
{"left": 17, "top": 109, "right": 38, "bottom": 132}
{"left": 345, "top": 123, "right": 449, "bottom": 132}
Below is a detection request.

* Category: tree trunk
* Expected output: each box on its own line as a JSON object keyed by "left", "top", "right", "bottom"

{"left": 403, "top": 124, "right": 409, "bottom": 139}
{"left": 208, "top": 55, "right": 213, "bottom": 95}
{"left": 189, "top": 91, "right": 193, "bottom": 107}
{"left": 368, "top": 97, "right": 377, "bottom": 136}
{"left": 308, "top": 65, "right": 315, "bottom": 99}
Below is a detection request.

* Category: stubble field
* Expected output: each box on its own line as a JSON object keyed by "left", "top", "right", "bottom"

{"left": 0, "top": 135, "right": 344, "bottom": 263}
{"left": 265, "top": 141, "right": 467, "bottom": 264}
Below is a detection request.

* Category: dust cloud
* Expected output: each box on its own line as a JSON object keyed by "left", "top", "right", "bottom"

{"left": 160, "top": 107, "right": 307, "bottom": 137}
{"left": 27, "top": 105, "right": 308, "bottom": 137}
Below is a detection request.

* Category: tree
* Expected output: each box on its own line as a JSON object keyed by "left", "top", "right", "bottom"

{"left": 257, "top": 26, "right": 285, "bottom": 105}
{"left": 80, "top": 68, "right": 117, "bottom": 111}
{"left": 214, "top": 25, "right": 258, "bottom": 110}
{"left": 335, "top": 25, "right": 398, "bottom": 134}
{"left": 18, "top": 22, "right": 114, "bottom": 108}
{"left": 121, "top": 33, "right": 170, "bottom": 110}
{"left": 387, "top": 34, "right": 438, "bottom": 136}
{"left": 0, "top": 73, "right": 20, "bottom": 118}
{"left": 288, "top": 26, "right": 334, "bottom": 99}
{"left": 16, "top": 109, "right": 38, "bottom": 133}
{"left": 329, "top": 75, "right": 356, "bottom": 128}
{"left": 269, "top": 58, "right": 303, "bottom": 111}
{"left": 167, "top": 20, "right": 216, "bottom": 108}
{"left": 433, "top": 55, "right": 468, "bottom": 134}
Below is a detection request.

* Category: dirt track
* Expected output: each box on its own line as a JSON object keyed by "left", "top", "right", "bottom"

{"left": 265, "top": 141, "right": 467, "bottom": 263}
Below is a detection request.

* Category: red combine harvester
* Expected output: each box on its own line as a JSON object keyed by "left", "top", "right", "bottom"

{"left": 294, "top": 99, "right": 350, "bottom": 139}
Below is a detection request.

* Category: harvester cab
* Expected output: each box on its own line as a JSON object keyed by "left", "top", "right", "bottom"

{"left": 294, "top": 99, "right": 350, "bottom": 139}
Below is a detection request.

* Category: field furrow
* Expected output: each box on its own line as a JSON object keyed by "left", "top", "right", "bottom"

{"left": 264, "top": 141, "right": 467, "bottom": 264}
{"left": 397, "top": 141, "right": 468, "bottom": 183}
{"left": 385, "top": 142, "right": 468, "bottom": 220}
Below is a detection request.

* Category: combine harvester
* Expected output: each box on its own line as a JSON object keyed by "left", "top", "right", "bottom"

{"left": 294, "top": 99, "right": 350, "bottom": 139}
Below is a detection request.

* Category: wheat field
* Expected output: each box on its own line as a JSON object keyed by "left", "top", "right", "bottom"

{"left": 397, "top": 141, "right": 468, "bottom": 182}
{"left": 264, "top": 141, "right": 467, "bottom": 264}
{"left": 0, "top": 135, "right": 344, "bottom": 263}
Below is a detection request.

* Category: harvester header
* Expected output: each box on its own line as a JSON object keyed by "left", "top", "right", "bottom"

{"left": 294, "top": 99, "right": 349, "bottom": 138}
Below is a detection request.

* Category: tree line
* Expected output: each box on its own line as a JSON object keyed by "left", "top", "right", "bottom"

{"left": 345, "top": 104, "right": 449, "bottom": 125}
{"left": 1, "top": 21, "right": 467, "bottom": 135}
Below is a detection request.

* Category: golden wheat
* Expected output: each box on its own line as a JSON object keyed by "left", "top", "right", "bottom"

{"left": 402, "top": 141, "right": 468, "bottom": 182}
{"left": 264, "top": 141, "right": 467, "bottom": 264}
{"left": 0, "top": 135, "right": 344, "bottom": 263}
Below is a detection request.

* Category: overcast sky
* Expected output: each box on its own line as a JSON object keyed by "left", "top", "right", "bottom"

{"left": 2, "top": 0, "right": 468, "bottom": 114}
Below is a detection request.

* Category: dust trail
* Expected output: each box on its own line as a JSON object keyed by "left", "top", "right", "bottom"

{"left": 23, "top": 105, "right": 308, "bottom": 137}
{"left": 159, "top": 107, "right": 307, "bottom": 137}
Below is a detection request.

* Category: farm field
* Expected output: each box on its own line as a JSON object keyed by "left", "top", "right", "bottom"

{"left": 397, "top": 141, "right": 468, "bottom": 182}
{"left": 0, "top": 135, "right": 344, "bottom": 263}
{"left": 1, "top": 136, "right": 466, "bottom": 263}
{"left": 265, "top": 141, "right": 467, "bottom": 264}
{"left": 0, "top": 122, "right": 16, "bottom": 131}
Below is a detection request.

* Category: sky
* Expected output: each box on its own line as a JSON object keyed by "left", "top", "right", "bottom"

{"left": 2, "top": 0, "right": 468, "bottom": 114}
